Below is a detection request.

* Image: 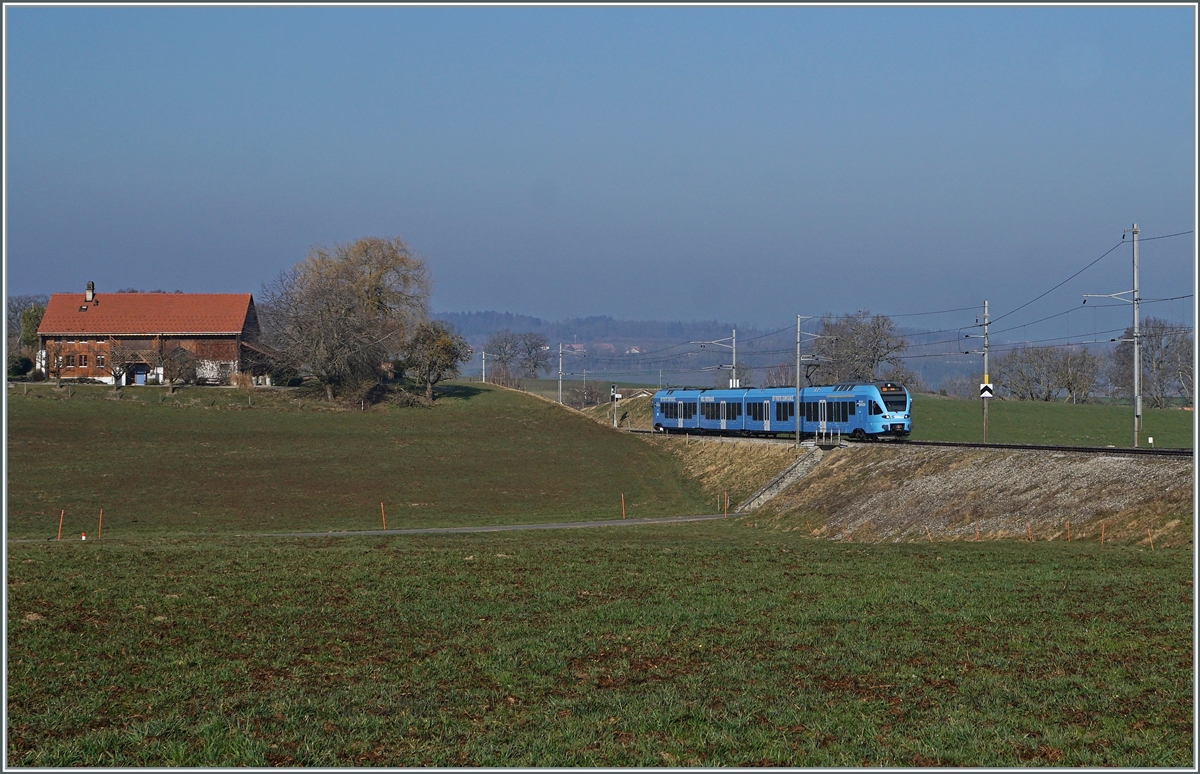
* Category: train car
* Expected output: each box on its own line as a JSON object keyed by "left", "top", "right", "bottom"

{"left": 652, "top": 381, "right": 910, "bottom": 440}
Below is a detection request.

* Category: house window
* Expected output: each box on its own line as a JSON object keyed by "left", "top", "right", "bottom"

{"left": 65, "top": 354, "right": 75, "bottom": 368}
{"left": 96, "top": 353, "right": 106, "bottom": 367}
{"left": 79, "top": 354, "right": 89, "bottom": 368}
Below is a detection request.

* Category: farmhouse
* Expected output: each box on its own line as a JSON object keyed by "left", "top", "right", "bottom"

{"left": 36, "top": 284, "right": 268, "bottom": 386}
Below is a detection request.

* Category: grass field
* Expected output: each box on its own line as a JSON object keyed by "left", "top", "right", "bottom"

{"left": 7, "top": 527, "right": 1191, "bottom": 767}
{"left": 910, "top": 394, "right": 1194, "bottom": 448}
{"left": 4, "top": 383, "right": 708, "bottom": 539}
{"left": 6, "top": 382, "right": 1194, "bottom": 766}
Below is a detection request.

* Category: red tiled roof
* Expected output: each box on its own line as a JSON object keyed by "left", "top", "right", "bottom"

{"left": 38, "top": 293, "right": 254, "bottom": 336}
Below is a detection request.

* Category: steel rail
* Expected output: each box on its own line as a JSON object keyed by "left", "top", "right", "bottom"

{"left": 623, "top": 428, "right": 1192, "bottom": 457}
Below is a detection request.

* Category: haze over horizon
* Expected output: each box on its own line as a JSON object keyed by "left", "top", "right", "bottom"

{"left": 5, "top": 5, "right": 1196, "bottom": 343}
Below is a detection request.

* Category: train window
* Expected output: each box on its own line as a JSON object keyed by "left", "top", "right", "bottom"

{"left": 847, "top": 401, "right": 855, "bottom": 415}
{"left": 870, "top": 401, "right": 884, "bottom": 415}
{"left": 774, "top": 401, "right": 795, "bottom": 422}
{"left": 662, "top": 403, "right": 678, "bottom": 419}
{"left": 724, "top": 402, "right": 740, "bottom": 420}
{"left": 684, "top": 402, "right": 696, "bottom": 419}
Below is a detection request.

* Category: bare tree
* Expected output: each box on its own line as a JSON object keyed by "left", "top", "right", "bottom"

{"left": 301, "top": 236, "right": 429, "bottom": 356}
{"left": 940, "top": 374, "right": 982, "bottom": 400}
{"left": 401, "top": 321, "right": 472, "bottom": 400}
{"left": 568, "top": 382, "right": 605, "bottom": 409}
{"left": 105, "top": 338, "right": 137, "bottom": 390}
{"left": 1108, "top": 317, "right": 1192, "bottom": 408}
{"left": 994, "top": 346, "right": 1061, "bottom": 401}
{"left": 483, "top": 330, "right": 520, "bottom": 383}
{"left": 7, "top": 295, "right": 46, "bottom": 354}
{"left": 1054, "top": 347, "right": 1101, "bottom": 404}
{"left": 763, "top": 362, "right": 795, "bottom": 388}
{"left": 516, "top": 332, "right": 552, "bottom": 379}
{"left": 43, "top": 339, "right": 65, "bottom": 387}
{"left": 812, "top": 310, "right": 908, "bottom": 384}
{"left": 161, "top": 346, "right": 197, "bottom": 394}
{"left": 259, "top": 237, "right": 430, "bottom": 400}
{"left": 1170, "top": 330, "right": 1194, "bottom": 406}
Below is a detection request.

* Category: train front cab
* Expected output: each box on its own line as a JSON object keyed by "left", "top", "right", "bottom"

{"left": 859, "top": 381, "right": 911, "bottom": 439}
{"left": 653, "top": 389, "right": 700, "bottom": 433}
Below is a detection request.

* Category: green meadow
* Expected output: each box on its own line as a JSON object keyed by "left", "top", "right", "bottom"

{"left": 7, "top": 530, "right": 1191, "bottom": 767}
{"left": 4, "top": 384, "right": 707, "bottom": 539}
{"left": 910, "top": 394, "right": 1192, "bottom": 448}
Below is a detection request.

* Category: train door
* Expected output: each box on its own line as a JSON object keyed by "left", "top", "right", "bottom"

{"left": 818, "top": 399, "right": 827, "bottom": 435}
{"left": 763, "top": 401, "right": 770, "bottom": 432}
{"left": 719, "top": 401, "right": 726, "bottom": 431}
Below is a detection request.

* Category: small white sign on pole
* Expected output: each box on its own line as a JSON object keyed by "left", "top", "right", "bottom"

{"left": 980, "top": 383, "right": 995, "bottom": 399}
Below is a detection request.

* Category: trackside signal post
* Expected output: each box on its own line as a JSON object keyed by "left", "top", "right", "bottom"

{"left": 965, "top": 301, "right": 992, "bottom": 442}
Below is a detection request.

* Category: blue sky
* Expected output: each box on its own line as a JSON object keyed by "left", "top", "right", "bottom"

{"left": 4, "top": 5, "right": 1195, "bottom": 340}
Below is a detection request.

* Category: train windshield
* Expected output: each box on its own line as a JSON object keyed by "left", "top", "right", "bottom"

{"left": 882, "top": 392, "right": 908, "bottom": 412}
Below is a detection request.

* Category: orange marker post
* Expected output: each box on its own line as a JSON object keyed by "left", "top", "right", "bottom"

{"left": 1148, "top": 528, "right": 1154, "bottom": 551}
{"left": 1066, "top": 520, "right": 1070, "bottom": 543}
{"left": 98, "top": 508, "right": 104, "bottom": 540}
{"left": 621, "top": 494, "right": 626, "bottom": 520}
{"left": 1027, "top": 523, "right": 1033, "bottom": 542}
{"left": 380, "top": 502, "right": 387, "bottom": 531}
{"left": 57, "top": 510, "right": 64, "bottom": 541}
{"left": 925, "top": 526, "right": 933, "bottom": 543}
{"left": 1101, "top": 523, "right": 1105, "bottom": 546}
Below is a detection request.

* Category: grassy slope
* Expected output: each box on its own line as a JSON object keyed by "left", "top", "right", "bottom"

{"left": 911, "top": 394, "right": 1193, "bottom": 448}
{"left": 7, "top": 529, "right": 1190, "bottom": 767}
{"left": 5, "top": 384, "right": 708, "bottom": 538}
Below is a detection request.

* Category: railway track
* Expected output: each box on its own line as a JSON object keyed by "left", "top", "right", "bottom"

{"left": 623, "top": 428, "right": 1192, "bottom": 457}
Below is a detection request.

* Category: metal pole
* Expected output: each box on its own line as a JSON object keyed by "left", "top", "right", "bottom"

{"left": 731, "top": 328, "right": 737, "bottom": 388}
{"left": 558, "top": 342, "right": 563, "bottom": 404}
{"left": 1132, "top": 223, "right": 1141, "bottom": 447}
{"left": 796, "top": 315, "right": 801, "bottom": 449}
{"left": 482, "top": 351, "right": 486, "bottom": 383}
{"left": 982, "top": 300, "right": 989, "bottom": 443}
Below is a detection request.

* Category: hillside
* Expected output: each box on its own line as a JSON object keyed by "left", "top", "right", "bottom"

{"left": 4, "top": 383, "right": 708, "bottom": 538}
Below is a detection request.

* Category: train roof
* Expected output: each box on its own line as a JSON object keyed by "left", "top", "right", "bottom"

{"left": 655, "top": 381, "right": 908, "bottom": 397}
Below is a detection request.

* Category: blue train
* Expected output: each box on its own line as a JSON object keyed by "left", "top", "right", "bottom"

{"left": 651, "top": 381, "right": 911, "bottom": 440}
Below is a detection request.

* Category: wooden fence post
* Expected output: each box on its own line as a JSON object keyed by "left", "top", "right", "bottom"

{"left": 380, "top": 502, "right": 387, "bottom": 531}
{"left": 57, "top": 510, "right": 64, "bottom": 541}
{"left": 98, "top": 508, "right": 104, "bottom": 540}
{"left": 621, "top": 494, "right": 626, "bottom": 520}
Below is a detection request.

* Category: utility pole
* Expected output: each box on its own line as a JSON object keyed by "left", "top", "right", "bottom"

{"left": 1084, "top": 222, "right": 1142, "bottom": 447}
{"left": 795, "top": 316, "right": 815, "bottom": 448}
{"left": 1131, "top": 223, "right": 1141, "bottom": 447}
{"left": 558, "top": 342, "right": 563, "bottom": 404}
{"left": 482, "top": 350, "right": 486, "bottom": 383}
{"left": 796, "top": 315, "right": 801, "bottom": 449}
{"left": 732, "top": 328, "right": 737, "bottom": 388}
{"left": 982, "top": 301, "right": 990, "bottom": 443}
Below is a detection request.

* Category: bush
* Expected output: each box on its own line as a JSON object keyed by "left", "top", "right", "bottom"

{"left": 27, "top": 369, "right": 46, "bottom": 382}
{"left": 7, "top": 354, "right": 33, "bottom": 377}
